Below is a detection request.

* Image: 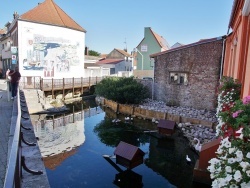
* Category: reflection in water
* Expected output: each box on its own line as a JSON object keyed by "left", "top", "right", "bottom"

{"left": 114, "top": 170, "right": 143, "bottom": 188}
{"left": 34, "top": 120, "right": 85, "bottom": 157}
{"left": 33, "top": 106, "right": 103, "bottom": 159}
{"left": 31, "top": 100, "right": 208, "bottom": 188}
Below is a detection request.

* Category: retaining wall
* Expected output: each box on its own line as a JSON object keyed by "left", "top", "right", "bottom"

{"left": 102, "top": 98, "right": 215, "bottom": 128}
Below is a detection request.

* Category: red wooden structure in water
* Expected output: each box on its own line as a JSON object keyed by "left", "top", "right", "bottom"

{"left": 157, "top": 119, "right": 176, "bottom": 136}
{"left": 114, "top": 141, "right": 145, "bottom": 169}
{"left": 193, "top": 138, "right": 220, "bottom": 185}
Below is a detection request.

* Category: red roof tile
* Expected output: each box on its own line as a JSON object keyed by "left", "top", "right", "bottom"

{"left": 96, "top": 59, "right": 124, "bottom": 65}
{"left": 19, "top": 0, "right": 86, "bottom": 32}
{"left": 115, "top": 48, "right": 132, "bottom": 57}
{"left": 0, "top": 29, "right": 6, "bottom": 35}
{"left": 151, "top": 29, "right": 170, "bottom": 50}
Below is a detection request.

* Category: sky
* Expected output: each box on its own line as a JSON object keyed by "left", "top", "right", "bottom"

{"left": 0, "top": 0, "right": 234, "bottom": 54}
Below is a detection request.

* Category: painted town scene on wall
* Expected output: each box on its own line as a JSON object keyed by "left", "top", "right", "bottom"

{"left": 23, "top": 34, "right": 80, "bottom": 78}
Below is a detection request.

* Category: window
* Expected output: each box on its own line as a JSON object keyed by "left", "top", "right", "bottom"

{"left": 169, "top": 72, "right": 188, "bottom": 85}
{"left": 141, "top": 45, "right": 148, "bottom": 52}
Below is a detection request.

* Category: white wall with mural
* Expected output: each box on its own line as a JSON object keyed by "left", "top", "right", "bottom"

{"left": 18, "top": 21, "right": 85, "bottom": 78}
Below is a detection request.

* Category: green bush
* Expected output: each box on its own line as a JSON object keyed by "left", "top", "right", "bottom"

{"left": 95, "top": 77, "right": 150, "bottom": 104}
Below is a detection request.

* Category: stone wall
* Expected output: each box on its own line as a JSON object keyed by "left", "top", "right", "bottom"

{"left": 153, "top": 38, "right": 224, "bottom": 110}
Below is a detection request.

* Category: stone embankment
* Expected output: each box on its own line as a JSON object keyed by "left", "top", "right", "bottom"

{"left": 139, "top": 99, "right": 218, "bottom": 152}
{"left": 177, "top": 122, "right": 217, "bottom": 151}
{"left": 139, "top": 98, "right": 217, "bottom": 123}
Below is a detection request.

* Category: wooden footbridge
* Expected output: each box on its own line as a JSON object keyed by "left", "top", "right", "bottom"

{"left": 20, "top": 76, "right": 103, "bottom": 99}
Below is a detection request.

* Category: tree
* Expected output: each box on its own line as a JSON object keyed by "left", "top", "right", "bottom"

{"left": 95, "top": 77, "right": 150, "bottom": 104}
{"left": 89, "top": 50, "right": 100, "bottom": 57}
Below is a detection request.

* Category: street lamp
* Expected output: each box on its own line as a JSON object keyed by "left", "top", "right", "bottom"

{"left": 133, "top": 48, "right": 143, "bottom": 70}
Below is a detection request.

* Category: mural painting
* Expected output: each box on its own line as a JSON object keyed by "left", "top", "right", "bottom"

{"left": 23, "top": 34, "right": 80, "bottom": 78}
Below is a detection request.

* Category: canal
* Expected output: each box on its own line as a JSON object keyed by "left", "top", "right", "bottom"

{"left": 31, "top": 98, "right": 210, "bottom": 188}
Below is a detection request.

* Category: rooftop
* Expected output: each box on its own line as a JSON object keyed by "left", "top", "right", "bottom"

{"left": 19, "top": 0, "right": 86, "bottom": 32}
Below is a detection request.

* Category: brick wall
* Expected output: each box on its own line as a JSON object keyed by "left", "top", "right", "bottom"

{"left": 153, "top": 39, "right": 223, "bottom": 110}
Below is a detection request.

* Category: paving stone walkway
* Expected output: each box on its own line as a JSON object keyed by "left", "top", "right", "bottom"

{"left": 0, "top": 79, "right": 13, "bottom": 188}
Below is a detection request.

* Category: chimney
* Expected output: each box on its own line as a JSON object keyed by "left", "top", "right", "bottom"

{"left": 13, "top": 12, "right": 19, "bottom": 19}
{"left": 85, "top": 46, "right": 89, "bottom": 55}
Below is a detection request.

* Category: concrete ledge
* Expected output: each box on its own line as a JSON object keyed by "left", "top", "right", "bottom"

{"left": 8, "top": 92, "right": 50, "bottom": 187}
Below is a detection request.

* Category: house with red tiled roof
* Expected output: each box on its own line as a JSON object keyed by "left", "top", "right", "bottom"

{"left": 133, "top": 27, "right": 170, "bottom": 79}
{"left": 96, "top": 48, "right": 132, "bottom": 76}
{"left": 1, "top": 0, "right": 86, "bottom": 79}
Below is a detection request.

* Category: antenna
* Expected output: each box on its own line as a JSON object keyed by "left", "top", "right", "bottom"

{"left": 124, "top": 38, "right": 127, "bottom": 52}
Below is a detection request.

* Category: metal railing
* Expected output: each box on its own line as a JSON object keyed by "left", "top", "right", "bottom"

{"left": 4, "top": 90, "right": 43, "bottom": 188}
{"left": 4, "top": 89, "right": 22, "bottom": 187}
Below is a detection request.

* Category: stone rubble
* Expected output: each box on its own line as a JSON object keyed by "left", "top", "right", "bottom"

{"left": 177, "top": 122, "right": 217, "bottom": 152}
{"left": 139, "top": 98, "right": 218, "bottom": 122}
{"left": 139, "top": 99, "right": 218, "bottom": 152}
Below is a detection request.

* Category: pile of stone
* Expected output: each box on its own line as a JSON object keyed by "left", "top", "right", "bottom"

{"left": 139, "top": 98, "right": 217, "bottom": 122}
{"left": 177, "top": 122, "right": 217, "bottom": 151}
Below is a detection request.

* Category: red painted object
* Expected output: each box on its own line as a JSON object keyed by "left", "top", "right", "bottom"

{"left": 114, "top": 141, "right": 145, "bottom": 169}
{"left": 157, "top": 119, "right": 176, "bottom": 136}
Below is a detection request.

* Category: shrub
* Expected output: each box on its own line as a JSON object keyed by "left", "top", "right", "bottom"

{"left": 95, "top": 77, "right": 150, "bottom": 104}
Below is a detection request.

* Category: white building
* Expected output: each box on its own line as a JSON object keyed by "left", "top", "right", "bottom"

{"left": 96, "top": 48, "right": 133, "bottom": 77}
{"left": 1, "top": 0, "right": 86, "bottom": 79}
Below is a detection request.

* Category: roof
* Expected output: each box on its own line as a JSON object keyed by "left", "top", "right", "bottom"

{"left": 114, "top": 141, "right": 144, "bottom": 160}
{"left": 228, "top": 0, "right": 240, "bottom": 29}
{"left": 19, "top": 0, "right": 86, "bottom": 32}
{"left": 171, "top": 42, "right": 185, "bottom": 49}
{"left": 114, "top": 48, "right": 132, "bottom": 57}
{"left": 150, "top": 36, "right": 225, "bottom": 58}
{"left": 151, "top": 29, "right": 170, "bottom": 50}
{"left": 96, "top": 59, "right": 124, "bottom": 65}
{"left": 137, "top": 27, "right": 170, "bottom": 51}
{"left": 0, "top": 29, "right": 6, "bottom": 35}
{"left": 157, "top": 119, "right": 175, "bottom": 130}
{"left": 100, "top": 54, "right": 108, "bottom": 59}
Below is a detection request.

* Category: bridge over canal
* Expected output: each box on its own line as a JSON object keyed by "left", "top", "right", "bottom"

{"left": 20, "top": 76, "right": 103, "bottom": 100}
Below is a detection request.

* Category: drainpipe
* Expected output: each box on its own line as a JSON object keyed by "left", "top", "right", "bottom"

{"left": 220, "top": 36, "right": 227, "bottom": 79}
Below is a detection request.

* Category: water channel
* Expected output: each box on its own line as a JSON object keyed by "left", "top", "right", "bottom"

{"left": 31, "top": 98, "right": 210, "bottom": 188}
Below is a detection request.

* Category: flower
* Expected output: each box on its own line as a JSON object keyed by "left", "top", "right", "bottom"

{"left": 243, "top": 95, "right": 250, "bottom": 105}
{"left": 225, "top": 166, "right": 232, "bottom": 173}
{"left": 232, "top": 110, "right": 243, "bottom": 118}
{"left": 207, "top": 77, "right": 250, "bottom": 187}
{"left": 234, "top": 170, "right": 242, "bottom": 182}
{"left": 247, "top": 152, "right": 250, "bottom": 159}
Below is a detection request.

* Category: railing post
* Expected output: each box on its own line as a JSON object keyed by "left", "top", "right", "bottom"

{"left": 40, "top": 78, "right": 43, "bottom": 90}
{"left": 89, "top": 77, "right": 91, "bottom": 89}
{"left": 33, "top": 76, "right": 35, "bottom": 89}
{"left": 63, "top": 78, "right": 65, "bottom": 101}
{"left": 72, "top": 77, "right": 75, "bottom": 98}
{"left": 81, "top": 77, "right": 83, "bottom": 94}
{"left": 73, "top": 106, "right": 75, "bottom": 123}
{"left": 52, "top": 78, "right": 54, "bottom": 99}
